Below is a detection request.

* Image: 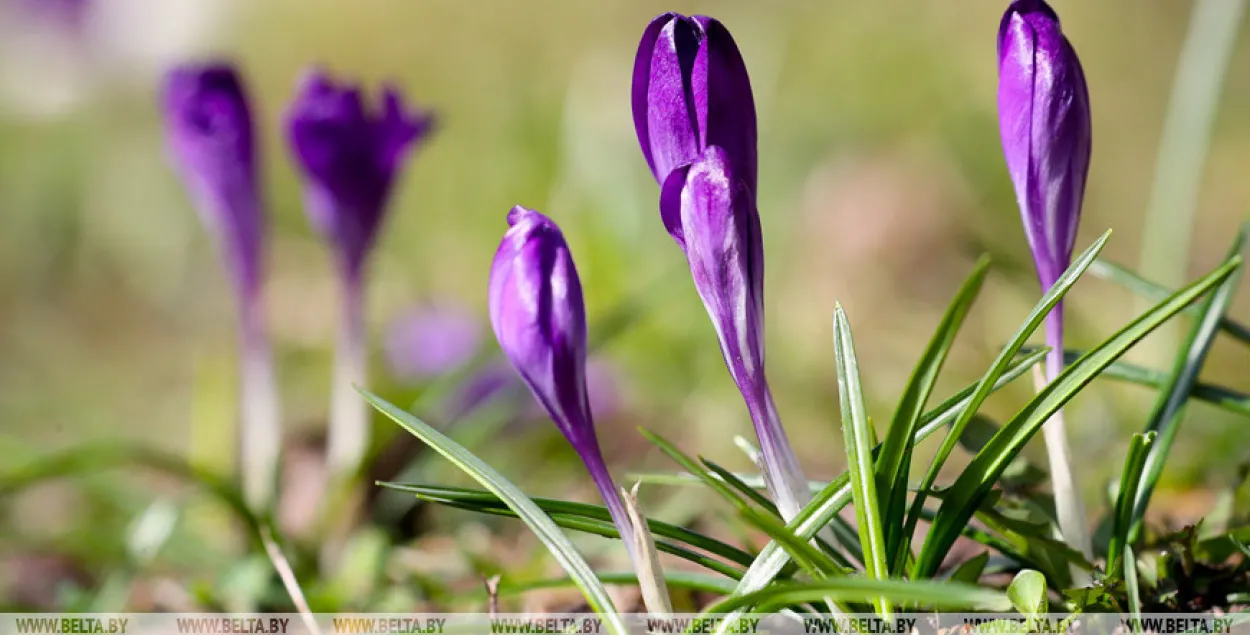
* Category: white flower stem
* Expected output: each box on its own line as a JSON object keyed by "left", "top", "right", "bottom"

{"left": 327, "top": 275, "right": 369, "bottom": 482}
{"left": 1039, "top": 310, "right": 1093, "bottom": 582}
{"left": 238, "top": 294, "right": 281, "bottom": 512}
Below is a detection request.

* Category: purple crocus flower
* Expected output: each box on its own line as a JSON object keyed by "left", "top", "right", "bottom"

{"left": 660, "top": 146, "right": 809, "bottom": 521}
{"left": 162, "top": 62, "right": 280, "bottom": 510}
{"left": 998, "top": 0, "right": 1093, "bottom": 559}
{"left": 285, "top": 69, "right": 434, "bottom": 479}
{"left": 632, "top": 12, "right": 756, "bottom": 191}
{"left": 488, "top": 206, "right": 639, "bottom": 565}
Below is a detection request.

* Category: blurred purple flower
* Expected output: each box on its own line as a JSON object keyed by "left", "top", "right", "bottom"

{"left": 384, "top": 302, "right": 482, "bottom": 383}
{"left": 285, "top": 68, "right": 434, "bottom": 479}
{"left": 488, "top": 206, "right": 638, "bottom": 564}
{"left": 997, "top": 0, "right": 1093, "bottom": 559}
{"left": 161, "top": 62, "right": 279, "bottom": 510}
{"left": 660, "top": 145, "right": 809, "bottom": 520}
{"left": 163, "top": 63, "right": 263, "bottom": 300}
{"left": 285, "top": 69, "right": 434, "bottom": 282}
{"left": 632, "top": 12, "right": 756, "bottom": 192}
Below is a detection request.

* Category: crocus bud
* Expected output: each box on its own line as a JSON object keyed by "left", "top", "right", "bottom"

{"left": 162, "top": 62, "right": 279, "bottom": 511}
{"left": 632, "top": 13, "right": 756, "bottom": 191}
{"left": 163, "top": 63, "right": 263, "bottom": 301}
{"left": 998, "top": 0, "right": 1091, "bottom": 291}
{"left": 660, "top": 146, "right": 809, "bottom": 521}
{"left": 285, "top": 69, "right": 434, "bottom": 282}
{"left": 488, "top": 206, "right": 638, "bottom": 564}
{"left": 285, "top": 69, "right": 434, "bottom": 480}
{"left": 997, "top": 0, "right": 1093, "bottom": 562}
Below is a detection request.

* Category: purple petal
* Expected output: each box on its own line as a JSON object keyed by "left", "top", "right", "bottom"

{"left": 631, "top": 13, "right": 678, "bottom": 180}
{"left": 659, "top": 163, "right": 691, "bottom": 250}
{"left": 644, "top": 16, "right": 703, "bottom": 183}
{"left": 285, "top": 68, "right": 434, "bottom": 279}
{"left": 691, "top": 16, "right": 758, "bottom": 195}
{"left": 677, "top": 146, "right": 765, "bottom": 384}
{"left": 162, "top": 62, "right": 263, "bottom": 299}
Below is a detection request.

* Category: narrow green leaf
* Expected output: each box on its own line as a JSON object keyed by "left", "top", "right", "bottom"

{"left": 948, "top": 552, "right": 989, "bottom": 584}
{"left": 832, "top": 305, "right": 890, "bottom": 617}
{"left": 901, "top": 231, "right": 1111, "bottom": 565}
{"left": 739, "top": 506, "right": 846, "bottom": 578}
{"left": 1131, "top": 226, "right": 1248, "bottom": 542}
{"left": 361, "top": 390, "right": 626, "bottom": 634}
{"left": 1019, "top": 348, "right": 1250, "bottom": 418}
{"left": 700, "top": 458, "right": 781, "bottom": 516}
{"left": 1090, "top": 258, "right": 1250, "bottom": 345}
{"left": 377, "top": 482, "right": 756, "bottom": 570}
{"left": 1125, "top": 546, "right": 1143, "bottom": 632}
{"left": 1109, "top": 432, "right": 1155, "bottom": 578}
{"left": 491, "top": 571, "right": 738, "bottom": 597}
{"left": 1007, "top": 570, "right": 1048, "bottom": 617}
{"left": 713, "top": 349, "right": 1047, "bottom": 621}
{"left": 639, "top": 429, "right": 754, "bottom": 512}
{"left": 701, "top": 579, "right": 1012, "bottom": 615}
{"left": 913, "top": 256, "right": 1240, "bottom": 578}
{"left": 877, "top": 256, "right": 990, "bottom": 575}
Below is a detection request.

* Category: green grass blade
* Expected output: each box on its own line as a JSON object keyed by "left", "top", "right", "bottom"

{"left": 832, "top": 305, "right": 890, "bottom": 616}
{"left": 739, "top": 507, "right": 847, "bottom": 579}
{"left": 1108, "top": 432, "right": 1155, "bottom": 578}
{"left": 1131, "top": 227, "right": 1248, "bottom": 542}
{"left": 712, "top": 349, "right": 1047, "bottom": 621}
{"left": 900, "top": 231, "right": 1111, "bottom": 567}
{"left": 701, "top": 579, "right": 1011, "bottom": 614}
{"left": 638, "top": 429, "right": 766, "bottom": 518}
{"left": 491, "top": 570, "right": 738, "bottom": 597}
{"left": 876, "top": 256, "right": 990, "bottom": 575}
{"left": 1125, "top": 545, "right": 1143, "bottom": 632}
{"left": 429, "top": 502, "right": 745, "bottom": 579}
{"left": 1020, "top": 348, "right": 1250, "bottom": 418}
{"left": 948, "top": 552, "right": 989, "bottom": 584}
{"left": 378, "top": 482, "right": 757, "bottom": 568}
{"left": 1091, "top": 258, "right": 1250, "bottom": 345}
{"left": 913, "top": 256, "right": 1241, "bottom": 578}
{"left": 700, "top": 458, "right": 781, "bottom": 516}
{"left": 361, "top": 390, "right": 626, "bottom": 634}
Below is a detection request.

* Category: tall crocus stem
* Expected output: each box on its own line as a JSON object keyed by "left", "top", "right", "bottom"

{"left": 1041, "top": 307, "right": 1093, "bottom": 562}
{"left": 327, "top": 273, "right": 368, "bottom": 481}
{"left": 162, "top": 63, "right": 280, "bottom": 512}
{"left": 238, "top": 290, "right": 281, "bottom": 510}
{"left": 584, "top": 448, "right": 639, "bottom": 566}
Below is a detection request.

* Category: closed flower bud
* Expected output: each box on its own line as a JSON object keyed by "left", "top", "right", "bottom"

{"left": 998, "top": 0, "right": 1091, "bottom": 290}
{"left": 163, "top": 62, "right": 263, "bottom": 300}
{"left": 632, "top": 13, "right": 756, "bottom": 192}
{"left": 488, "top": 206, "right": 638, "bottom": 564}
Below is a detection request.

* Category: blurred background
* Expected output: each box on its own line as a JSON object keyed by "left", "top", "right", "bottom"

{"left": 1, "top": 0, "right": 1249, "bottom": 611}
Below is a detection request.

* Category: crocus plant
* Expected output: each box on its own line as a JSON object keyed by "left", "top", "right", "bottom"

{"left": 997, "top": 0, "right": 1093, "bottom": 559}
{"left": 286, "top": 69, "right": 434, "bottom": 480}
{"left": 632, "top": 12, "right": 810, "bottom": 521}
{"left": 488, "top": 206, "right": 640, "bottom": 568}
{"left": 162, "top": 63, "right": 280, "bottom": 511}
